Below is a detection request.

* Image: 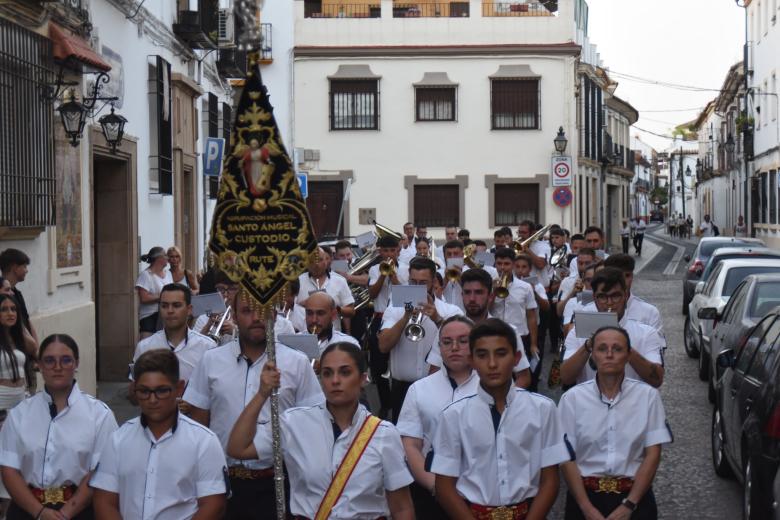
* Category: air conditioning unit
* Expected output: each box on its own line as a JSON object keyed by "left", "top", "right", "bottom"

{"left": 304, "top": 149, "right": 320, "bottom": 162}
{"left": 218, "top": 9, "right": 234, "bottom": 44}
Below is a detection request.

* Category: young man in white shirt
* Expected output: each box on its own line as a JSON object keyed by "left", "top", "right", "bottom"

{"left": 183, "top": 288, "right": 323, "bottom": 518}
{"left": 699, "top": 214, "right": 714, "bottom": 237}
{"left": 584, "top": 226, "right": 609, "bottom": 259}
{"left": 517, "top": 220, "right": 552, "bottom": 288}
{"left": 556, "top": 248, "right": 597, "bottom": 316}
{"left": 378, "top": 257, "right": 462, "bottom": 422}
{"left": 560, "top": 267, "right": 665, "bottom": 388}
{"left": 397, "top": 316, "right": 478, "bottom": 518}
{"left": 634, "top": 217, "right": 647, "bottom": 255}
{"left": 300, "top": 292, "right": 360, "bottom": 354}
{"left": 133, "top": 283, "right": 216, "bottom": 383}
{"left": 432, "top": 319, "right": 570, "bottom": 519}
{"left": 92, "top": 350, "right": 227, "bottom": 520}
{"left": 296, "top": 246, "right": 355, "bottom": 333}
{"left": 604, "top": 254, "right": 664, "bottom": 334}
{"left": 441, "top": 240, "right": 498, "bottom": 310}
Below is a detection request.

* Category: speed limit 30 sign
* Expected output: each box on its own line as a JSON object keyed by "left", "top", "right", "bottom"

{"left": 551, "top": 156, "right": 572, "bottom": 187}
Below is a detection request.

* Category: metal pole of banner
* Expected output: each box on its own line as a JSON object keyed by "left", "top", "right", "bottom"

{"left": 203, "top": 175, "right": 209, "bottom": 270}
{"left": 335, "top": 178, "right": 352, "bottom": 238}
{"left": 265, "top": 310, "right": 285, "bottom": 520}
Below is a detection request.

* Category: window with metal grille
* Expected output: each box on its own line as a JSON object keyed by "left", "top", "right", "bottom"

{"left": 329, "top": 79, "right": 378, "bottom": 130}
{"left": 413, "top": 185, "right": 459, "bottom": 227}
{"left": 415, "top": 87, "right": 456, "bottom": 121}
{"left": 491, "top": 79, "right": 539, "bottom": 130}
{"left": 0, "top": 19, "right": 56, "bottom": 227}
{"left": 494, "top": 183, "right": 539, "bottom": 225}
{"left": 148, "top": 56, "right": 173, "bottom": 195}
{"left": 209, "top": 101, "right": 231, "bottom": 198}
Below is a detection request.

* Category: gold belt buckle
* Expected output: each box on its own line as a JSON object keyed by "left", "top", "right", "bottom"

{"left": 42, "top": 487, "right": 65, "bottom": 504}
{"left": 597, "top": 477, "right": 620, "bottom": 494}
{"left": 490, "top": 506, "right": 514, "bottom": 520}
{"left": 230, "top": 466, "right": 251, "bottom": 480}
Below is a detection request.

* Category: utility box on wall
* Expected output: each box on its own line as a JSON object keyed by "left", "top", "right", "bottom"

{"left": 359, "top": 208, "right": 376, "bottom": 225}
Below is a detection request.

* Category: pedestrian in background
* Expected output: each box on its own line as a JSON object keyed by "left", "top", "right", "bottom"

{"left": 735, "top": 215, "right": 747, "bottom": 237}
{"left": 0, "top": 250, "right": 38, "bottom": 346}
{"left": 699, "top": 214, "right": 714, "bottom": 237}
{"left": 135, "top": 247, "right": 172, "bottom": 339}
{"left": 621, "top": 220, "right": 631, "bottom": 254}
{"left": 166, "top": 246, "right": 199, "bottom": 295}
{"left": 559, "top": 326, "right": 672, "bottom": 520}
{"left": 634, "top": 217, "right": 646, "bottom": 256}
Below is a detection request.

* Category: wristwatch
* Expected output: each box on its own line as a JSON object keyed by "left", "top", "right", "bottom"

{"left": 621, "top": 498, "right": 637, "bottom": 511}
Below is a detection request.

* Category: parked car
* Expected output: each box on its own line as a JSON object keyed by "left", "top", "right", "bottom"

{"left": 711, "top": 308, "right": 780, "bottom": 519}
{"left": 650, "top": 210, "right": 664, "bottom": 223}
{"left": 701, "top": 274, "right": 780, "bottom": 402}
{"left": 682, "top": 237, "right": 764, "bottom": 315}
{"left": 685, "top": 258, "right": 780, "bottom": 372}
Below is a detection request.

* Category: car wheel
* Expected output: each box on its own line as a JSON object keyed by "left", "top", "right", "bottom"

{"left": 711, "top": 408, "right": 733, "bottom": 478}
{"left": 743, "top": 457, "right": 765, "bottom": 520}
{"left": 684, "top": 316, "right": 700, "bottom": 358}
{"left": 699, "top": 331, "right": 710, "bottom": 381}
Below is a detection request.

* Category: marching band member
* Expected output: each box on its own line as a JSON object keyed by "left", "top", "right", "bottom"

{"left": 92, "top": 350, "right": 228, "bottom": 520}
{"left": 457, "top": 229, "right": 471, "bottom": 241}
{"left": 513, "top": 255, "right": 550, "bottom": 314}
{"left": 367, "top": 235, "right": 409, "bottom": 419}
{"left": 567, "top": 234, "right": 586, "bottom": 276}
{"left": 334, "top": 240, "right": 369, "bottom": 288}
{"left": 603, "top": 254, "right": 664, "bottom": 333}
{"left": 584, "top": 226, "right": 609, "bottom": 259}
{"left": 397, "top": 316, "right": 478, "bottom": 517}
{"left": 561, "top": 268, "right": 665, "bottom": 388}
{"left": 559, "top": 327, "right": 672, "bottom": 520}
{"left": 441, "top": 240, "right": 498, "bottom": 311}
{"left": 0, "top": 334, "right": 117, "bottom": 520}
{"left": 489, "top": 228, "right": 512, "bottom": 253}
{"left": 435, "top": 226, "right": 459, "bottom": 259}
{"left": 517, "top": 220, "right": 552, "bottom": 288}
{"left": 279, "top": 280, "right": 306, "bottom": 333}
{"left": 183, "top": 288, "right": 323, "bottom": 519}
{"left": 431, "top": 319, "right": 571, "bottom": 520}
{"left": 302, "top": 292, "right": 360, "bottom": 353}
{"left": 333, "top": 240, "right": 371, "bottom": 343}
{"left": 378, "top": 257, "right": 461, "bottom": 422}
{"left": 296, "top": 247, "right": 355, "bottom": 333}
{"left": 557, "top": 248, "right": 597, "bottom": 316}
{"left": 133, "top": 283, "right": 216, "bottom": 383}
{"left": 561, "top": 262, "right": 604, "bottom": 337}
{"left": 399, "top": 223, "right": 417, "bottom": 264}
{"left": 227, "top": 342, "right": 415, "bottom": 520}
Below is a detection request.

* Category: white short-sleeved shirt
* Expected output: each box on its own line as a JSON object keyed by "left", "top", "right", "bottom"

{"left": 0, "top": 383, "right": 117, "bottom": 488}
{"left": 579, "top": 296, "right": 664, "bottom": 335}
{"left": 183, "top": 340, "right": 324, "bottom": 469}
{"left": 700, "top": 221, "right": 714, "bottom": 237}
{"left": 381, "top": 299, "right": 462, "bottom": 382}
{"left": 253, "top": 403, "right": 412, "bottom": 519}
{"left": 558, "top": 276, "right": 578, "bottom": 303}
{"left": 558, "top": 378, "right": 673, "bottom": 478}
{"left": 133, "top": 330, "right": 216, "bottom": 382}
{"left": 192, "top": 314, "right": 291, "bottom": 346}
{"left": 290, "top": 304, "right": 306, "bottom": 332}
{"left": 490, "top": 278, "right": 538, "bottom": 336}
{"left": 399, "top": 243, "right": 416, "bottom": 264}
{"left": 90, "top": 413, "right": 227, "bottom": 520}
{"left": 562, "top": 298, "right": 588, "bottom": 326}
{"left": 427, "top": 315, "right": 530, "bottom": 373}
{"left": 397, "top": 368, "right": 479, "bottom": 458}
{"left": 368, "top": 262, "right": 409, "bottom": 313}
{"left": 442, "top": 265, "right": 499, "bottom": 311}
{"left": 296, "top": 273, "right": 355, "bottom": 331}
{"left": 563, "top": 317, "right": 665, "bottom": 384}
{"left": 636, "top": 221, "right": 647, "bottom": 234}
{"left": 431, "top": 385, "right": 570, "bottom": 506}
{"left": 135, "top": 269, "right": 173, "bottom": 319}
{"left": 529, "top": 240, "right": 552, "bottom": 288}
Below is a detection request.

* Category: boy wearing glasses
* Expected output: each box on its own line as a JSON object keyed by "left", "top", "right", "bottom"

{"left": 560, "top": 267, "right": 665, "bottom": 388}
{"left": 92, "top": 350, "right": 228, "bottom": 519}
{"left": 397, "top": 316, "right": 479, "bottom": 517}
{"left": 432, "top": 319, "right": 570, "bottom": 520}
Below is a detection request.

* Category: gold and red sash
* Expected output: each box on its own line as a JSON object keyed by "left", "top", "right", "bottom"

{"left": 314, "top": 414, "right": 382, "bottom": 520}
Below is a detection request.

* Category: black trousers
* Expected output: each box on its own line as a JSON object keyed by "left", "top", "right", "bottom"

{"left": 390, "top": 379, "right": 413, "bottom": 424}
{"left": 634, "top": 233, "right": 645, "bottom": 255}
{"left": 621, "top": 235, "right": 630, "bottom": 254}
{"left": 367, "top": 313, "right": 390, "bottom": 417}
{"left": 226, "top": 475, "right": 291, "bottom": 520}
{"left": 564, "top": 488, "right": 657, "bottom": 520}
{"left": 7, "top": 503, "right": 93, "bottom": 520}
{"left": 410, "top": 481, "right": 447, "bottom": 518}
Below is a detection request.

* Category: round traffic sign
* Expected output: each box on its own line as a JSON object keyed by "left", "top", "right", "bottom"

{"left": 553, "top": 162, "right": 570, "bottom": 178}
{"left": 552, "top": 187, "right": 573, "bottom": 207}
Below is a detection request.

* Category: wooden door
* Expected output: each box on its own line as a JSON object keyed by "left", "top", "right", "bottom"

{"left": 306, "top": 181, "right": 344, "bottom": 240}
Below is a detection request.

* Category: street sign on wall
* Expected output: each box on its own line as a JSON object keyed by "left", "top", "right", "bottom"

{"left": 552, "top": 187, "right": 573, "bottom": 207}
{"left": 203, "top": 137, "right": 225, "bottom": 177}
{"left": 551, "top": 155, "right": 572, "bottom": 187}
{"left": 297, "top": 172, "right": 308, "bottom": 199}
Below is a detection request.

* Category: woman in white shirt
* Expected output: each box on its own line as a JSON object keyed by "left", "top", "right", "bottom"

{"left": 228, "top": 342, "right": 415, "bottom": 520}
{"left": 558, "top": 326, "right": 672, "bottom": 520}
{"left": 135, "top": 247, "right": 172, "bottom": 339}
{"left": 0, "top": 334, "right": 117, "bottom": 520}
{"left": 166, "top": 246, "right": 199, "bottom": 295}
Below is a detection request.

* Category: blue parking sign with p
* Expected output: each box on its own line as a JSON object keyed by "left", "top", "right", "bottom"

{"left": 203, "top": 137, "right": 225, "bottom": 177}
{"left": 297, "top": 172, "right": 308, "bottom": 199}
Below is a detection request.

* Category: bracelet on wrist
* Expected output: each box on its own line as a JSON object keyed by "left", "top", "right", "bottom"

{"left": 36, "top": 506, "right": 45, "bottom": 519}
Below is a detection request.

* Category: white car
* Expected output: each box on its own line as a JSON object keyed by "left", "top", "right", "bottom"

{"left": 686, "top": 258, "right": 780, "bottom": 382}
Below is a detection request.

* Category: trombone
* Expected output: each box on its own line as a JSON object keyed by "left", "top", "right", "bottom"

{"left": 512, "top": 224, "right": 552, "bottom": 255}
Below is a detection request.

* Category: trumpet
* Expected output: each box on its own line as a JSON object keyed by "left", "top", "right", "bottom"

{"left": 512, "top": 224, "right": 553, "bottom": 255}
{"left": 379, "top": 260, "right": 396, "bottom": 277}
{"left": 495, "top": 274, "right": 510, "bottom": 299}
{"left": 309, "top": 324, "right": 320, "bottom": 336}
{"left": 404, "top": 309, "right": 426, "bottom": 342}
{"left": 445, "top": 264, "right": 461, "bottom": 282}
{"left": 206, "top": 305, "right": 232, "bottom": 342}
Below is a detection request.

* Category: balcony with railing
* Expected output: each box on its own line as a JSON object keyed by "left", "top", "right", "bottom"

{"left": 173, "top": 0, "right": 220, "bottom": 49}
{"left": 482, "top": 1, "right": 556, "bottom": 17}
{"left": 393, "top": 2, "right": 470, "bottom": 17}
{"left": 634, "top": 179, "right": 651, "bottom": 192}
{"left": 304, "top": 1, "right": 381, "bottom": 18}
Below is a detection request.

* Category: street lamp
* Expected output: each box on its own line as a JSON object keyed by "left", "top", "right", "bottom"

{"left": 554, "top": 126, "right": 568, "bottom": 154}
{"left": 725, "top": 133, "right": 736, "bottom": 153}
{"left": 57, "top": 89, "right": 87, "bottom": 147}
{"left": 99, "top": 105, "right": 128, "bottom": 153}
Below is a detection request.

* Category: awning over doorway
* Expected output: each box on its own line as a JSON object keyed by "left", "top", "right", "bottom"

{"left": 49, "top": 23, "right": 111, "bottom": 72}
